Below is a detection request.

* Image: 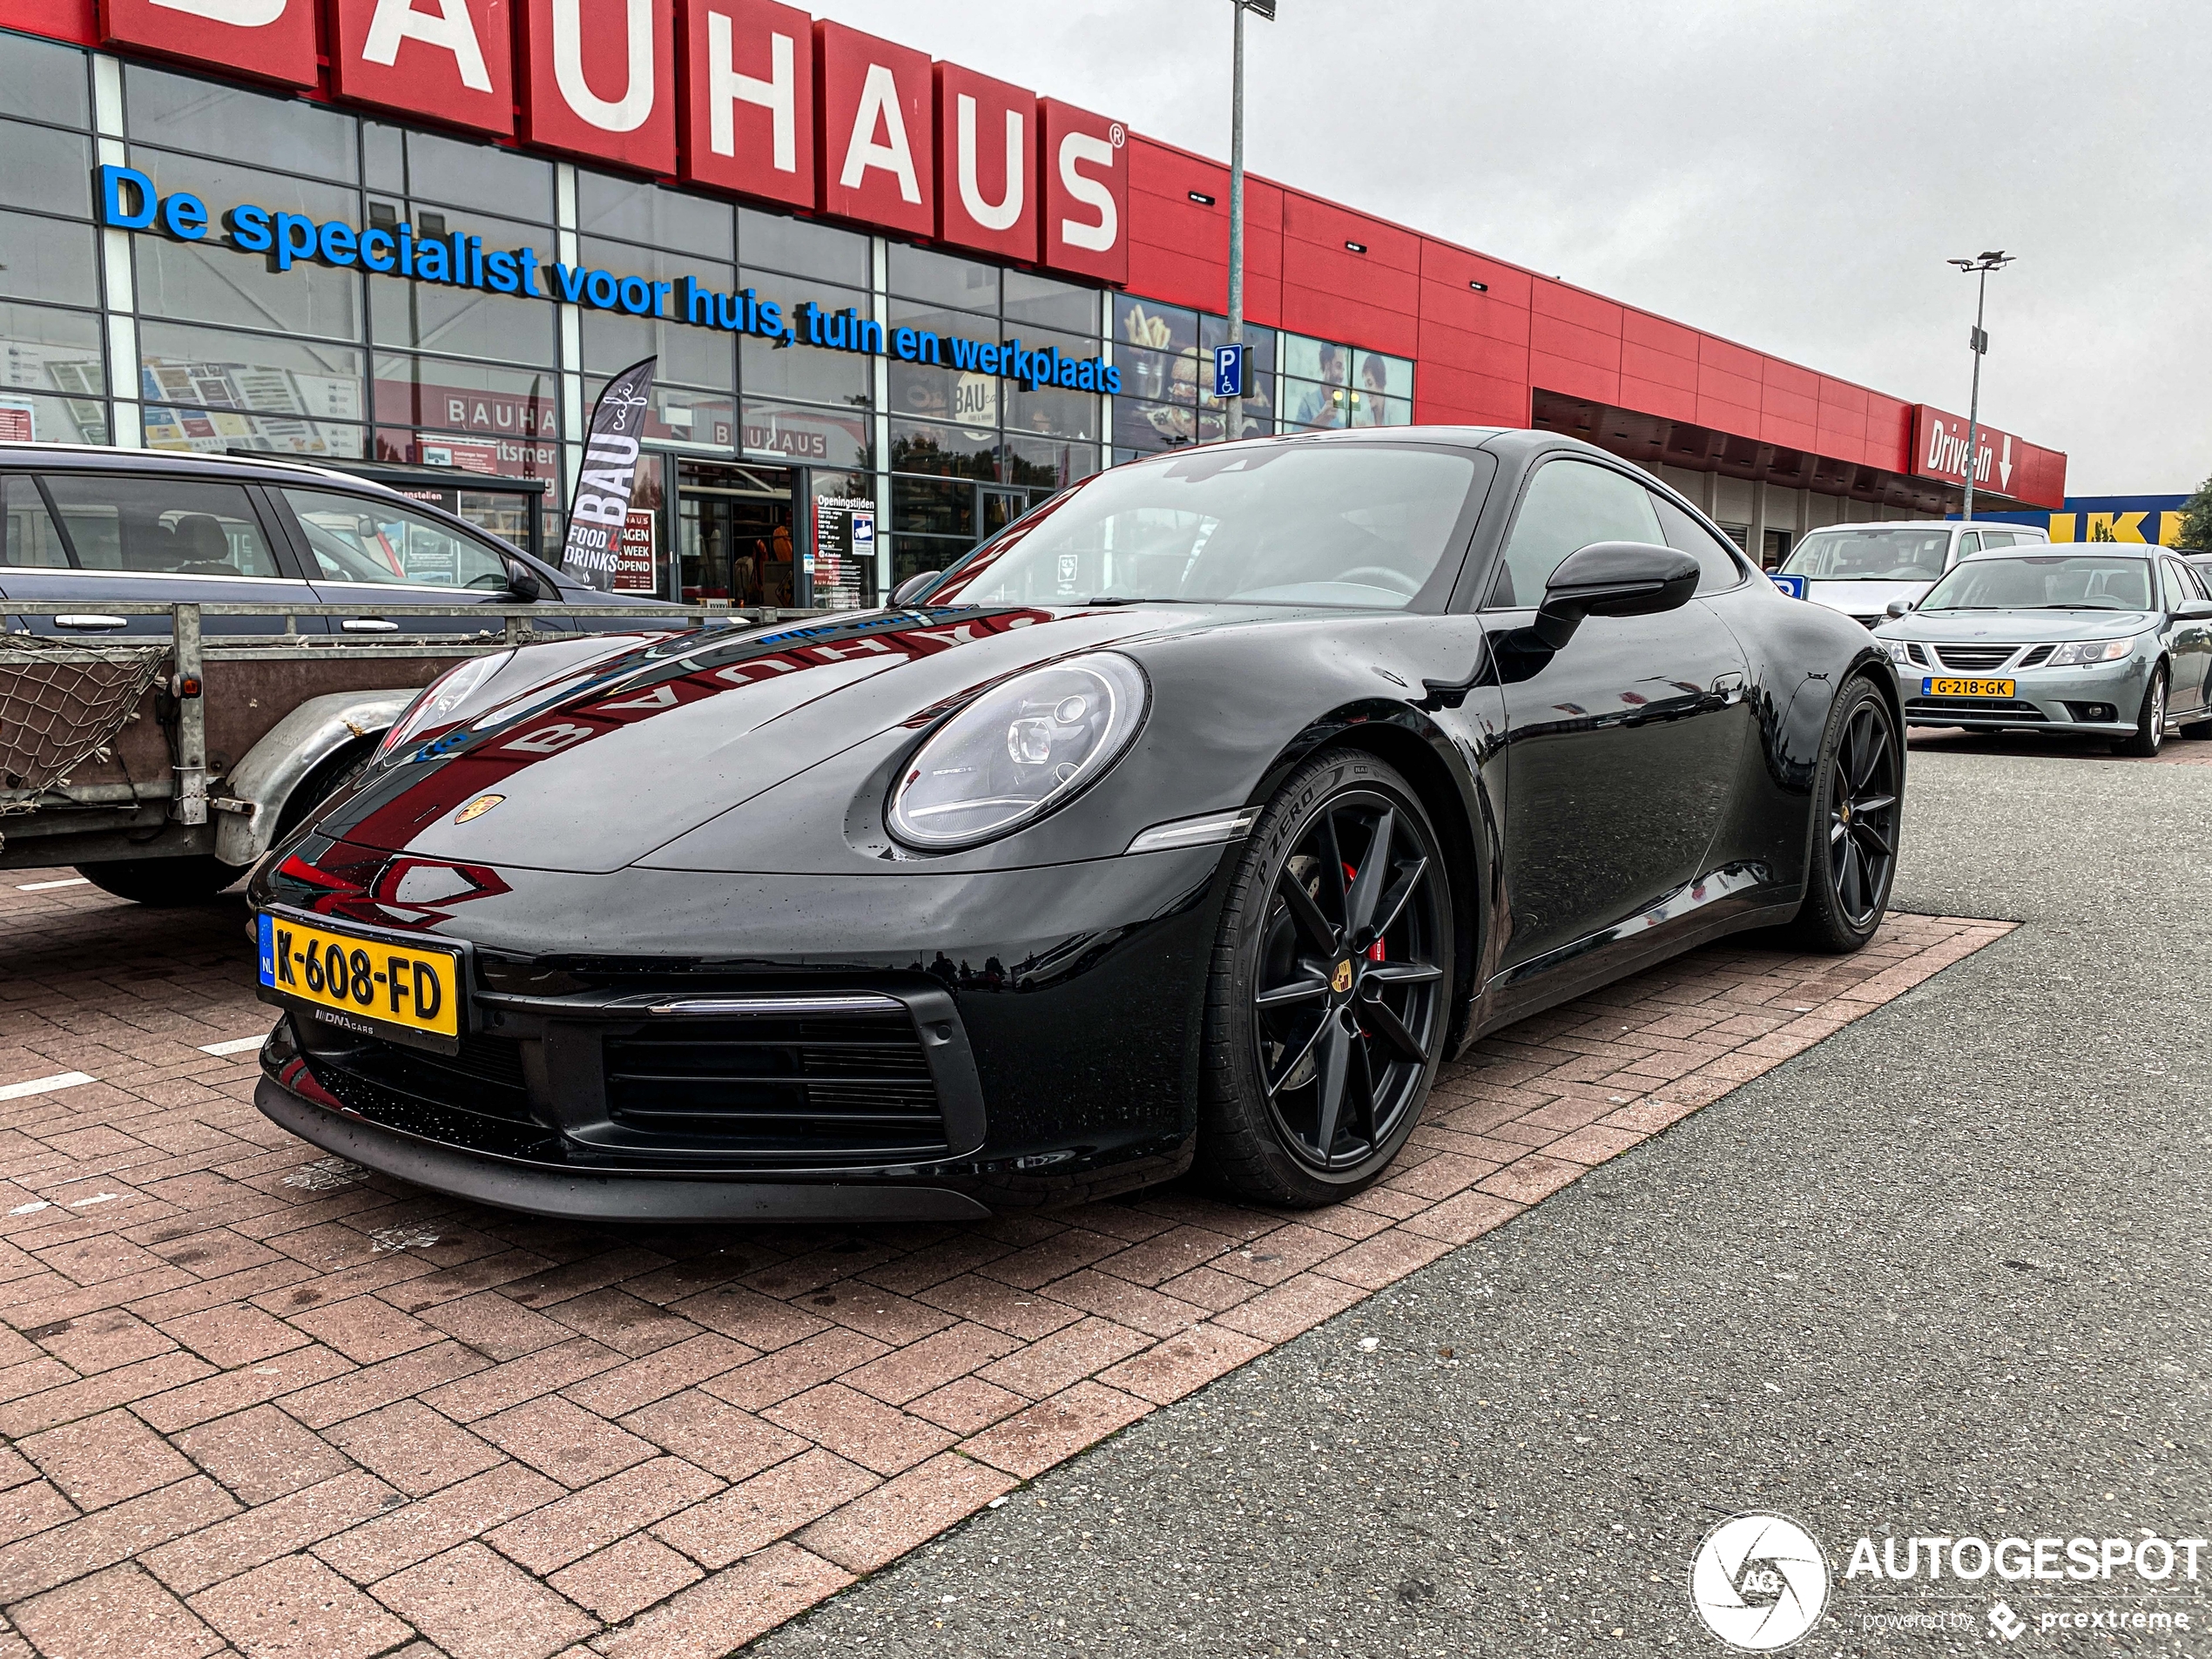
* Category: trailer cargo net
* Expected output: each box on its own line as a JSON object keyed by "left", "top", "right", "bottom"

{"left": 0, "top": 633, "right": 166, "bottom": 811}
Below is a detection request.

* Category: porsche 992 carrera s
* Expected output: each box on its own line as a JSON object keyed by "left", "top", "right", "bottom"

{"left": 248, "top": 428, "right": 1903, "bottom": 1221}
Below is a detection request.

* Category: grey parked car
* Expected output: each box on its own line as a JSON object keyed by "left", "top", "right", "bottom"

{"left": 1871, "top": 546, "right": 2212, "bottom": 755}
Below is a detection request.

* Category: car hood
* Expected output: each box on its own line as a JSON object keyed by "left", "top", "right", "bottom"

{"left": 1798, "top": 579, "right": 1933, "bottom": 617}
{"left": 1875, "top": 609, "right": 2159, "bottom": 644}
{"left": 313, "top": 602, "right": 1272, "bottom": 875}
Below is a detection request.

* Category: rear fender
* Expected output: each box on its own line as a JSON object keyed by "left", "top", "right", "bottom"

{"left": 214, "top": 691, "right": 413, "bottom": 865}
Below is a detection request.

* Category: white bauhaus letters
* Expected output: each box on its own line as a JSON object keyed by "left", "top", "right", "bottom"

{"left": 841, "top": 62, "right": 921, "bottom": 204}
{"left": 955, "top": 94, "right": 1022, "bottom": 232}
{"left": 361, "top": 0, "right": 492, "bottom": 90}
{"left": 706, "top": 14, "right": 793, "bottom": 168}
{"left": 553, "top": 0, "right": 654, "bottom": 132}
{"left": 1056, "top": 130, "right": 1116, "bottom": 252}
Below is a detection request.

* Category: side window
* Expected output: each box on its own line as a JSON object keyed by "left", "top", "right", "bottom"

{"left": 40, "top": 475, "right": 283, "bottom": 578}
{"left": 1979, "top": 530, "right": 2016, "bottom": 549}
{"left": 1650, "top": 494, "right": 1745, "bottom": 594}
{"left": 2, "top": 475, "right": 71, "bottom": 569}
{"left": 281, "top": 489, "right": 510, "bottom": 590}
{"left": 1486, "top": 459, "right": 1663, "bottom": 609}
{"left": 1955, "top": 531, "right": 1981, "bottom": 558}
{"left": 2161, "top": 560, "right": 2190, "bottom": 611}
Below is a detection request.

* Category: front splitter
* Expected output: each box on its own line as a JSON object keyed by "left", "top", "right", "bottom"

{"left": 254, "top": 1076, "right": 993, "bottom": 1224}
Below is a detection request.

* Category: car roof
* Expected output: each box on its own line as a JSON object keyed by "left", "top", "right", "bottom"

{"left": 0, "top": 441, "right": 432, "bottom": 505}
{"left": 1955, "top": 543, "right": 2150, "bottom": 563}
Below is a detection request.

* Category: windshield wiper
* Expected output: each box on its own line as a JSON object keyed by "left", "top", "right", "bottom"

{"left": 1082, "top": 596, "right": 1156, "bottom": 606}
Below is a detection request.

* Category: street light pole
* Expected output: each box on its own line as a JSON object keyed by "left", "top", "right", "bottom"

{"left": 1225, "top": 0, "right": 1273, "bottom": 445}
{"left": 1946, "top": 250, "right": 2013, "bottom": 523}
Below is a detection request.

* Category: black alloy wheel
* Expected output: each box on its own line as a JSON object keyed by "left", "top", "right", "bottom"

{"left": 1790, "top": 677, "right": 1901, "bottom": 952}
{"left": 1199, "top": 751, "right": 1452, "bottom": 1205}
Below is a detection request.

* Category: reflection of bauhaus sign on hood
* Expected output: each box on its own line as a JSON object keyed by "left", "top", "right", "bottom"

{"left": 89, "top": 0, "right": 1127, "bottom": 281}
{"left": 562, "top": 358, "right": 654, "bottom": 592}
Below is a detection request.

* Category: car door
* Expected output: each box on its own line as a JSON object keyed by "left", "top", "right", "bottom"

{"left": 1, "top": 467, "right": 320, "bottom": 638}
{"left": 2160, "top": 557, "right": 2211, "bottom": 713}
{"left": 1483, "top": 456, "right": 1750, "bottom": 972}
{"left": 274, "top": 484, "right": 552, "bottom": 639}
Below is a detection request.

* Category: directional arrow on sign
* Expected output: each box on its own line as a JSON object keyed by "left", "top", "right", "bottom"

{"left": 2000, "top": 434, "right": 2014, "bottom": 491}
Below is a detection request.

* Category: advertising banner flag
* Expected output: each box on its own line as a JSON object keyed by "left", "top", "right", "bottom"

{"left": 561, "top": 357, "right": 654, "bottom": 591}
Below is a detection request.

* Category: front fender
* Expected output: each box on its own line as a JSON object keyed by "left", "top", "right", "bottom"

{"left": 215, "top": 691, "right": 412, "bottom": 865}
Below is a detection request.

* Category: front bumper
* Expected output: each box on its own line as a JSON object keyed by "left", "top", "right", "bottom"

{"left": 1892, "top": 658, "right": 2150, "bottom": 734}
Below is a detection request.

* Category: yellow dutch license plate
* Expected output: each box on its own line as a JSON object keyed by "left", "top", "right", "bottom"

{"left": 258, "top": 911, "right": 462, "bottom": 1050}
{"left": 1924, "top": 677, "right": 2015, "bottom": 698}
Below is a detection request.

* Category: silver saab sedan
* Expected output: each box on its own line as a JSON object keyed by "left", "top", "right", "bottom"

{"left": 1871, "top": 546, "right": 2212, "bottom": 755}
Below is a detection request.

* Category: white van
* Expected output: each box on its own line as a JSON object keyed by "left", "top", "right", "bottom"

{"left": 1773, "top": 520, "right": 2052, "bottom": 628}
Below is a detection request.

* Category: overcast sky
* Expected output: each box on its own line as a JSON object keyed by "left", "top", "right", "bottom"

{"left": 813, "top": 0, "right": 2204, "bottom": 496}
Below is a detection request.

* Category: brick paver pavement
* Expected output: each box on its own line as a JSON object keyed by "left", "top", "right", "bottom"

{"left": 0, "top": 869, "right": 2008, "bottom": 1657}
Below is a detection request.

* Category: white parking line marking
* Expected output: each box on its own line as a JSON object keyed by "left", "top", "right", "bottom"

{"left": 16, "top": 878, "right": 90, "bottom": 892}
{"left": 199, "top": 1035, "right": 267, "bottom": 1056}
{"left": 0, "top": 1071, "right": 96, "bottom": 1102}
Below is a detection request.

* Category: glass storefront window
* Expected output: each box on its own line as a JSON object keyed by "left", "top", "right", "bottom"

{"left": 740, "top": 398, "right": 872, "bottom": 470}
{"left": 372, "top": 427, "right": 556, "bottom": 481}
{"left": 739, "top": 208, "right": 870, "bottom": 287}
{"left": 125, "top": 63, "right": 357, "bottom": 182}
{"left": 890, "top": 417, "right": 997, "bottom": 481}
{"left": 0, "top": 389, "right": 108, "bottom": 446}
{"left": 584, "top": 377, "right": 736, "bottom": 452}
{"left": 0, "top": 121, "right": 92, "bottom": 219}
{"left": 892, "top": 475, "right": 975, "bottom": 538}
{"left": 1004, "top": 270, "right": 1100, "bottom": 336}
{"left": 371, "top": 355, "right": 556, "bottom": 444}
{"left": 888, "top": 242, "right": 999, "bottom": 314}
{"left": 0, "top": 30, "right": 90, "bottom": 132}
{"left": 369, "top": 277, "right": 556, "bottom": 368}
{"left": 739, "top": 324, "right": 872, "bottom": 410}
{"left": 0, "top": 209, "right": 99, "bottom": 309}
{"left": 130, "top": 152, "right": 363, "bottom": 340}
{"left": 1, "top": 300, "right": 105, "bottom": 400}
{"left": 139, "top": 324, "right": 365, "bottom": 441}
{"left": 1005, "top": 435, "right": 1099, "bottom": 490}
{"left": 400, "top": 126, "right": 552, "bottom": 222}
{"left": 1007, "top": 381, "right": 1096, "bottom": 442}
{"left": 579, "top": 174, "right": 732, "bottom": 260}
{"left": 144, "top": 405, "right": 364, "bottom": 458}
{"left": 581, "top": 307, "right": 735, "bottom": 393}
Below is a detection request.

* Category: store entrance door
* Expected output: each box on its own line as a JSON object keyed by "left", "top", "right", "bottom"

{"left": 677, "top": 461, "right": 799, "bottom": 606}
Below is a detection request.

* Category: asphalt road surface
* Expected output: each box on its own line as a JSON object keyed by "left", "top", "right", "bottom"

{"left": 752, "top": 743, "right": 2212, "bottom": 1656}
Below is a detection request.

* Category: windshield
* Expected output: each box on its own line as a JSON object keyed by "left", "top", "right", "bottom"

{"left": 1781, "top": 527, "right": 1952, "bottom": 581}
{"left": 925, "top": 443, "right": 1490, "bottom": 610}
{"left": 1919, "top": 554, "right": 2155, "bottom": 612}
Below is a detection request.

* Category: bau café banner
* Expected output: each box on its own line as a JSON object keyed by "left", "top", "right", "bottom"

{"left": 93, "top": 165, "right": 1123, "bottom": 401}
{"left": 561, "top": 359, "right": 655, "bottom": 592}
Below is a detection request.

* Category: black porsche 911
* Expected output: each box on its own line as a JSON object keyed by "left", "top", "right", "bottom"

{"left": 247, "top": 428, "right": 1903, "bottom": 1221}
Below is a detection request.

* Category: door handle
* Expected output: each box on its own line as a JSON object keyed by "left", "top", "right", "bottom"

{"left": 55, "top": 614, "right": 128, "bottom": 630}
{"left": 341, "top": 618, "right": 401, "bottom": 633}
{"left": 1710, "top": 671, "right": 1746, "bottom": 705}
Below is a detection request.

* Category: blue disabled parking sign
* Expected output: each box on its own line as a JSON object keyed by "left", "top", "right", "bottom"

{"left": 1212, "top": 343, "right": 1246, "bottom": 400}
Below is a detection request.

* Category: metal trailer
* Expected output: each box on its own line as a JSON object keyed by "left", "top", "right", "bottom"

{"left": 0, "top": 599, "right": 818, "bottom": 904}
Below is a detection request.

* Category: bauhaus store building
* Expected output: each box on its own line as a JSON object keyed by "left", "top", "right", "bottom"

{"left": 0, "top": 0, "right": 2068, "bottom": 607}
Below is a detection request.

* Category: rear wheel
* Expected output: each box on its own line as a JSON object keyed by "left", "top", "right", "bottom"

{"left": 2115, "top": 666, "right": 2168, "bottom": 757}
{"left": 1789, "top": 678, "right": 1902, "bottom": 953}
{"left": 1197, "top": 751, "right": 1453, "bottom": 1207}
{"left": 76, "top": 855, "right": 240, "bottom": 907}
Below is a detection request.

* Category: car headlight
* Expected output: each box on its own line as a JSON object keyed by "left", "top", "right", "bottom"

{"left": 2045, "top": 637, "right": 2135, "bottom": 667}
{"left": 1880, "top": 638, "right": 1914, "bottom": 664}
{"left": 888, "top": 652, "right": 1149, "bottom": 851}
{"left": 374, "top": 651, "right": 513, "bottom": 761}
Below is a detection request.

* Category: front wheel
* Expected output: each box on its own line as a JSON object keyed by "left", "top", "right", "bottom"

{"left": 1197, "top": 751, "right": 1453, "bottom": 1207}
{"left": 2114, "top": 666, "right": 2167, "bottom": 757}
{"left": 1789, "top": 678, "right": 1902, "bottom": 953}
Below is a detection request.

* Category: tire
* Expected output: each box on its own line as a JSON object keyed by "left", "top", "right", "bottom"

{"left": 1196, "top": 750, "right": 1454, "bottom": 1207}
{"left": 1789, "top": 677, "right": 1903, "bottom": 954}
{"left": 76, "top": 855, "right": 241, "bottom": 907}
{"left": 2114, "top": 666, "right": 2168, "bottom": 757}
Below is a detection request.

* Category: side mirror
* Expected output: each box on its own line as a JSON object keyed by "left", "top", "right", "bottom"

{"left": 2179, "top": 598, "right": 2212, "bottom": 620}
{"left": 1885, "top": 597, "right": 1914, "bottom": 619}
{"left": 889, "top": 570, "right": 941, "bottom": 608}
{"left": 1532, "top": 541, "right": 1699, "bottom": 650}
{"left": 504, "top": 557, "right": 544, "bottom": 603}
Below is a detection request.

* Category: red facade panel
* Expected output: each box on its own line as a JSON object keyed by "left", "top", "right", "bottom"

{"left": 1817, "top": 376, "right": 1870, "bottom": 415}
{"left": 1280, "top": 284, "right": 1417, "bottom": 359}
{"left": 1528, "top": 350, "right": 1618, "bottom": 408}
{"left": 1621, "top": 309, "right": 1697, "bottom": 360}
{"left": 1529, "top": 280, "right": 1622, "bottom": 338}
{"left": 1697, "top": 361, "right": 1762, "bottom": 412}
{"left": 1281, "top": 192, "right": 1420, "bottom": 274}
{"left": 1528, "top": 313, "right": 1620, "bottom": 375}
{"left": 1619, "top": 340, "right": 1696, "bottom": 394}
{"left": 1762, "top": 358, "right": 1820, "bottom": 401}
{"left": 1761, "top": 384, "right": 1820, "bottom": 431}
{"left": 4, "top": 0, "right": 98, "bottom": 45}
{"left": 1618, "top": 374, "right": 1696, "bottom": 426}
{"left": 1418, "top": 239, "right": 1533, "bottom": 309}
{"left": 1419, "top": 280, "right": 1529, "bottom": 348}
{"left": 332, "top": 0, "right": 514, "bottom": 136}
{"left": 1697, "top": 334, "right": 1764, "bottom": 382}
{"left": 1417, "top": 317, "right": 1529, "bottom": 386}
{"left": 932, "top": 62, "right": 1035, "bottom": 263}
